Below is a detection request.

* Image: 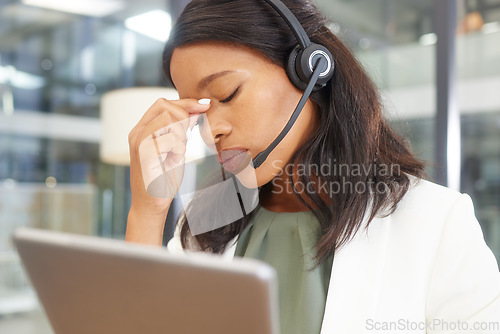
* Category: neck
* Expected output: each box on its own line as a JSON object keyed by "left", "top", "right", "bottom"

{"left": 259, "top": 169, "right": 310, "bottom": 213}
{"left": 259, "top": 163, "right": 333, "bottom": 213}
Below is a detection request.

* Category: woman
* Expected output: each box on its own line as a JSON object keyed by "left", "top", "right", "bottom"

{"left": 126, "top": 0, "right": 500, "bottom": 333}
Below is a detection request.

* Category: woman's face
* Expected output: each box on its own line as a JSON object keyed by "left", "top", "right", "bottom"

{"left": 170, "top": 42, "right": 317, "bottom": 188}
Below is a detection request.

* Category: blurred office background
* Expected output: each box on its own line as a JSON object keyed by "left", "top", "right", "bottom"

{"left": 0, "top": 0, "right": 499, "bottom": 332}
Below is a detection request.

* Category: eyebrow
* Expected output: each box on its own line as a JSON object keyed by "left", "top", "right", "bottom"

{"left": 198, "top": 70, "right": 235, "bottom": 89}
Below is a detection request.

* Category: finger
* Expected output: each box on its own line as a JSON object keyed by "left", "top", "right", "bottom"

{"left": 170, "top": 98, "right": 211, "bottom": 114}
{"left": 155, "top": 127, "right": 187, "bottom": 165}
{"left": 138, "top": 98, "right": 210, "bottom": 128}
{"left": 161, "top": 99, "right": 210, "bottom": 132}
{"left": 141, "top": 133, "right": 185, "bottom": 172}
{"left": 136, "top": 99, "right": 186, "bottom": 129}
{"left": 146, "top": 100, "right": 206, "bottom": 137}
{"left": 153, "top": 119, "right": 189, "bottom": 140}
{"left": 153, "top": 133, "right": 181, "bottom": 154}
{"left": 156, "top": 137, "right": 186, "bottom": 167}
{"left": 138, "top": 136, "right": 164, "bottom": 187}
{"left": 165, "top": 121, "right": 188, "bottom": 143}
{"left": 139, "top": 113, "right": 186, "bottom": 145}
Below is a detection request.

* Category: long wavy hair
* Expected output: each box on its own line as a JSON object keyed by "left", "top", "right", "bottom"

{"left": 162, "top": 0, "right": 425, "bottom": 267}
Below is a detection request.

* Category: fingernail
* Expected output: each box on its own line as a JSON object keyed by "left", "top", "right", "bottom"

{"left": 198, "top": 98, "right": 211, "bottom": 105}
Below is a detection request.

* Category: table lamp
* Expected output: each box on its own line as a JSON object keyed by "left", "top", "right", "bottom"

{"left": 100, "top": 87, "right": 207, "bottom": 165}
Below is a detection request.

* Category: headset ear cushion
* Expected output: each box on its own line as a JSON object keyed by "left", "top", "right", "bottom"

{"left": 286, "top": 44, "right": 333, "bottom": 92}
{"left": 286, "top": 45, "right": 308, "bottom": 91}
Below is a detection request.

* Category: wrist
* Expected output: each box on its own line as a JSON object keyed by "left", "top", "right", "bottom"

{"left": 129, "top": 196, "right": 172, "bottom": 220}
{"left": 126, "top": 204, "right": 171, "bottom": 246}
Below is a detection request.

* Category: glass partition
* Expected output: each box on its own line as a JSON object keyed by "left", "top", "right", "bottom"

{"left": 0, "top": 0, "right": 170, "bottom": 330}
{"left": 317, "top": 0, "right": 437, "bottom": 174}
{"left": 317, "top": 0, "right": 500, "bottom": 263}
{"left": 456, "top": 0, "right": 500, "bottom": 261}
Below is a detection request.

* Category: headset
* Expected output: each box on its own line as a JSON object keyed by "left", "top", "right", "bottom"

{"left": 251, "top": 0, "right": 335, "bottom": 169}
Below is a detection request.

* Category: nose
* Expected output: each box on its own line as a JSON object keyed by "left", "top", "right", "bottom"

{"left": 199, "top": 109, "right": 232, "bottom": 144}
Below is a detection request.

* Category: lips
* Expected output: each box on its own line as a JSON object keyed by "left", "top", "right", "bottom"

{"left": 218, "top": 149, "right": 252, "bottom": 174}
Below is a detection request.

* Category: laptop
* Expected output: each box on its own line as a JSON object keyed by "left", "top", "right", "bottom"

{"left": 13, "top": 227, "right": 280, "bottom": 334}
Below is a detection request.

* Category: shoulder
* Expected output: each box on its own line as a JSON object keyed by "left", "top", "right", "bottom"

{"left": 394, "top": 175, "right": 463, "bottom": 214}
{"left": 383, "top": 175, "right": 487, "bottom": 254}
{"left": 386, "top": 175, "right": 470, "bottom": 230}
{"left": 379, "top": 176, "right": 500, "bottom": 323}
{"left": 385, "top": 175, "right": 488, "bottom": 254}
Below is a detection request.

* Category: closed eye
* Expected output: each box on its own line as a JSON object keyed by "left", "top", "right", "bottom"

{"left": 220, "top": 86, "right": 240, "bottom": 104}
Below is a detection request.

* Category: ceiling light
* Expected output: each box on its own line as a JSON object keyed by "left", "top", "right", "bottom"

{"left": 482, "top": 22, "right": 500, "bottom": 34}
{"left": 125, "top": 10, "right": 172, "bottom": 43}
{"left": 0, "top": 66, "right": 45, "bottom": 90}
{"left": 22, "top": 0, "right": 124, "bottom": 17}
{"left": 419, "top": 33, "right": 437, "bottom": 46}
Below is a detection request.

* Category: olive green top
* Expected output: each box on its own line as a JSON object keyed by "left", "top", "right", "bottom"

{"left": 234, "top": 205, "right": 334, "bottom": 334}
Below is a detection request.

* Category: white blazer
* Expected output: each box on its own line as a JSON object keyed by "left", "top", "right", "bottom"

{"left": 167, "top": 177, "right": 500, "bottom": 333}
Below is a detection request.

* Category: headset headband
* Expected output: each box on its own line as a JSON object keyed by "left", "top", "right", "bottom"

{"left": 263, "top": 0, "right": 311, "bottom": 49}
{"left": 253, "top": 0, "right": 335, "bottom": 168}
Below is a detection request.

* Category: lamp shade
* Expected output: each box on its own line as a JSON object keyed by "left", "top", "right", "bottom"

{"left": 100, "top": 87, "right": 179, "bottom": 165}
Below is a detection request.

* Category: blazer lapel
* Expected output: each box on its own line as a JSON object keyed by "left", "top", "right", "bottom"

{"left": 222, "top": 236, "right": 238, "bottom": 260}
{"left": 222, "top": 215, "right": 391, "bottom": 334}
{"left": 320, "top": 214, "right": 391, "bottom": 334}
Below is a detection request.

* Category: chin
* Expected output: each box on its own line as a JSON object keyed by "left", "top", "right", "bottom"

{"left": 234, "top": 163, "right": 282, "bottom": 191}
{"left": 233, "top": 164, "right": 260, "bottom": 189}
